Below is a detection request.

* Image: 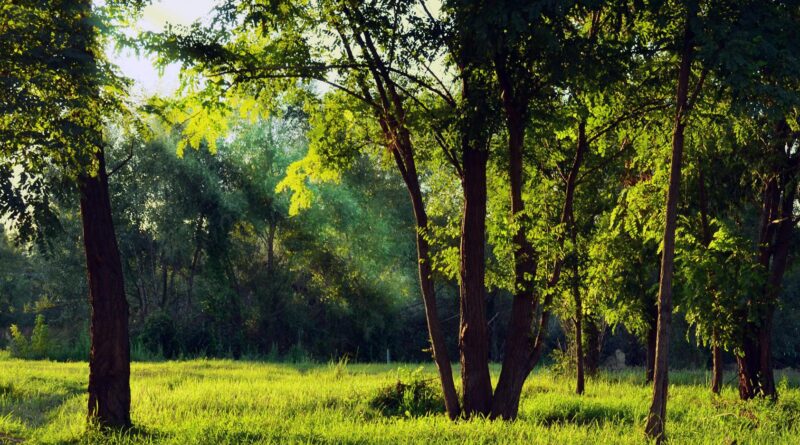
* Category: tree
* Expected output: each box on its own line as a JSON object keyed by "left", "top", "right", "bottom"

{"left": 0, "top": 0, "right": 137, "bottom": 428}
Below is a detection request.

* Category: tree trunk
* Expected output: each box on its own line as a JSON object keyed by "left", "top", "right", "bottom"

{"left": 584, "top": 317, "right": 601, "bottom": 377}
{"left": 399, "top": 139, "right": 462, "bottom": 419}
{"left": 572, "top": 250, "right": 585, "bottom": 394}
{"left": 645, "top": 3, "right": 695, "bottom": 440}
{"left": 459, "top": 144, "right": 493, "bottom": 417}
{"left": 491, "top": 92, "right": 538, "bottom": 420}
{"left": 80, "top": 148, "right": 131, "bottom": 429}
{"left": 711, "top": 333, "right": 723, "bottom": 395}
{"left": 737, "top": 332, "right": 759, "bottom": 399}
{"left": 646, "top": 319, "right": 657, "bottom": 383}
{"left": 336, "top": 19, "right": 462, "bottom": 418}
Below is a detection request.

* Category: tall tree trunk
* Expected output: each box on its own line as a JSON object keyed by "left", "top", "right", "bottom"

{"left": 491, "top": 91, "right": 538, "bottom": 419}
{"left": 645, "top": 3, "right": 695, "bottom": 440}
{"left": 459, "top": 143, "right": 493, "bottom": 417}
{"left": 80, "top": 148, "right": 131, "bottom": 428}
{"left": 336, "top": 19, "right": 462, "bottom": 418}
{"left": 397, "top": 136, "right": 462, "bottom": 419}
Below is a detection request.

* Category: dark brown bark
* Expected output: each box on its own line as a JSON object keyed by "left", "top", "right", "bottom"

{"left": 737, "top": 333, "right": 759, "bottom": 399}
{"left": 645, "top": 3, "right": 696, "bottom": 440}
{"left": 459, "top": 143, "right": 493, "bottom": 417}
{"left": 711, "top": 336, "right": 723, "bottom": 394}
{"left": 490, "top": 72, "right": 538, "bottom": 419}
{"left": 646, "top": 315, "right": 657, "bottom": 384}
{"left": 401, "top": 144, "right": 462, "bottom": 419}
{"left": 737, "top": 121, "right": 797, "bottom": 400}
{"left": 336, "top": 17, "right": 461, "bottom": 419}
{"left": 80, "top": 148, "right": 131, "bottom": 428}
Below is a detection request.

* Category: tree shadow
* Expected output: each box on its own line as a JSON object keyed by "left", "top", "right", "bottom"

{"left": 0, "top": 379, "right": 84, "bottom": 429}
{"left": 526, "top": 402, "right": 636, "bottom": 427}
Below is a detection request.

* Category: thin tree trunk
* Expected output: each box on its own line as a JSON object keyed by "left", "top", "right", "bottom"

{"left": 645, "top": 3, "right": 695, "bottom": 440}
{"left": 400, "top": 142, "right": 462, "bottom": 419}
{"left": 80, "top": 148, "right": 131, "bottom": 428}
{"left": 698, "top": 163, "right": 724, "bottom": 394}
{"left": 574, "top": 260, "right": 585, "bottom": 395}
{"left": 711, "top": 330, "right": 723, "bottom": 394}
{"left": 336, "top": 19, "right": 462, "bottom": 418}
{"left": 570, "top": 124, "right": 585, "bottom": 395}
{"left": 646, "top": 319, "right": 657, "bottom": 383}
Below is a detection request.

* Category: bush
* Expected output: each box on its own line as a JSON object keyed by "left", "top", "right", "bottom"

{"left": 370, "top": 368, "right": 444, "bottom": 417}
{"left": 9, "top": 324, "right": 30, "bottom": 358}
{"left": 9, "top": 315, "right": 53, "bottom": 359}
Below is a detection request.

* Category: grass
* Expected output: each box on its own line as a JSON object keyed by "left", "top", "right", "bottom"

{"left": 0, "top": 352, "right": 798, "bottom": 444}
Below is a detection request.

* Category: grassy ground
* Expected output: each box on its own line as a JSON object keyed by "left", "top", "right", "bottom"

{"left": 1, "top": 353, "right": 799, "bottom": 444}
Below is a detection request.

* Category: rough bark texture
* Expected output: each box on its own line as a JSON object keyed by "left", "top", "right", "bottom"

{"left": 80, "top": 148, "right": 131, "bottom": 428}
{"left": 459, "top": 144, "right": 493, "bottom": 417}
{"left": 645, "top": 3, "right": 695, "bottom": 440}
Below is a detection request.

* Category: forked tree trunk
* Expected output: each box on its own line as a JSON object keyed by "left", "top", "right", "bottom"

{"left": 459, "top": 144, "right": 493, "bottom": 417}
{"left": 80, "top": 148, "right": 131, "bottom": 428}
{"left": 645, "top": 2, "right": 696, "bottom": 440}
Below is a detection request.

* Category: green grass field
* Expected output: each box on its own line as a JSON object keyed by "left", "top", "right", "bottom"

{"left": 1, "top": 353, "right": 799, "bottom": 444}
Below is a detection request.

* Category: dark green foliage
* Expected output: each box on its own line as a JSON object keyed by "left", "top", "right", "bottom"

{"left": 370, "top": 370, "right": 445, "bottom": 418}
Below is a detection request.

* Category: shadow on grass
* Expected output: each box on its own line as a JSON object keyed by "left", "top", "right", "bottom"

{"left": 0, "top": 380, "right": 84, "bottom": 429}
{"left": 527, "top": 403, "right": 636, "bottom": 427}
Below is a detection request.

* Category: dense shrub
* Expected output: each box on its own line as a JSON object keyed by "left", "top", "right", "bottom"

{"left": 370, "top": 368, "right": 444, "bottom": 417}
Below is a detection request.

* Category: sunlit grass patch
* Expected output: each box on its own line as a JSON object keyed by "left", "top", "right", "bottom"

{"left": 0, "top": 355, "right": 798, "bottom": 444}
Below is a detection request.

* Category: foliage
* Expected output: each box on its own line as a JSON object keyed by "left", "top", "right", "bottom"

{"left": 370, "top": 367, "right": 445, "bottom": 418}
{"left": 9, "top": 314, "right": 52, "bottom": 360}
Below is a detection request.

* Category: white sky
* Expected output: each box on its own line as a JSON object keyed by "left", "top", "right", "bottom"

{"left": 110, "top": 0, "right": 218, "bottom": 98}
